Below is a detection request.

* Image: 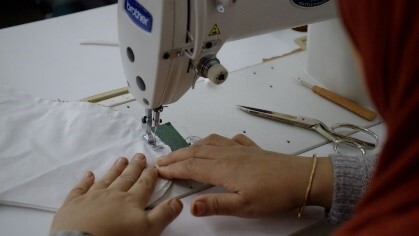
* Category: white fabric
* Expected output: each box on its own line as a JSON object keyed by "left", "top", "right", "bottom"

{"left": 0, "top": 85, "right": 172, "bottom": 211}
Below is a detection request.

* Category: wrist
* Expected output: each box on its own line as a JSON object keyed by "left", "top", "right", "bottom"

{"left": 308, "top": 157, "right": 333, "bottom": 208}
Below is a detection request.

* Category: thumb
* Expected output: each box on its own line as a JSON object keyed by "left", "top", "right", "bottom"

{"left": 191, "top": 193, "right": 244, "bottom": 217}
{"left": 148, "top": 198, "right": 183, "bottom": 234}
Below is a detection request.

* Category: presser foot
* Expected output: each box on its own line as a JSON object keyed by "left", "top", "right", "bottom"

{"left": 142, "top": 132, "right": 163, "bottom": 150}
{"left": 142, "top": 107, "right": 164, "bottom": 150}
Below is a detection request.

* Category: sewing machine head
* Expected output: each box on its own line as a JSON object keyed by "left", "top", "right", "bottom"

{"left": 117, "top": 0, "right": 337, "bottom": 146}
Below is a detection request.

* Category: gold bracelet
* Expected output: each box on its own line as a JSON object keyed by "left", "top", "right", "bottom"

{"left": 298, "top": 154, "right": 317, "bottom": 219}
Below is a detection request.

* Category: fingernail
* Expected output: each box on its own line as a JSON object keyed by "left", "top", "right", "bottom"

{"left": 192, "top": 201, "right": 206, "bottom": 216}
{"left": 170, "top": 198, "right": 183, "bottom": 212}
{"left": 84, "top": 171, "right": 93, "bottom": 179}
{"left": 133, "top": 153, "right": 145, "bottom": 161}
{"left": 116, "top": 157, "right": 128, "bottom": 166}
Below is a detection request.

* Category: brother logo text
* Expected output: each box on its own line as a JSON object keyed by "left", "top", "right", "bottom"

{"left": 125, "top": 0, "right": 153, "bottom": 32}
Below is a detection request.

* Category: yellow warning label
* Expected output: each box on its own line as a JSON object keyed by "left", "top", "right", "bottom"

{"left": 208, "top": 24, "right": 221, "bottom": 36}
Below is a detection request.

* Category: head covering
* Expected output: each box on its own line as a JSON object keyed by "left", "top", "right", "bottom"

{"left": 336, "top": 1, "right": 419, "bottom": 234}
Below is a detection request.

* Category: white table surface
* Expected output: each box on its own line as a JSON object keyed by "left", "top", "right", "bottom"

{"left": 0, "top": 4, "right": 384, "bottom": 236}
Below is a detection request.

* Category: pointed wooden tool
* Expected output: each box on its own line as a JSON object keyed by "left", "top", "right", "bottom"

{"left": 297, "top": 78, "right": 377, "bottom": 121}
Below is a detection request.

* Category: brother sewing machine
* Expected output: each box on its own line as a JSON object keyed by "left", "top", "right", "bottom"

{"left": 115, "top": 0, "right": 372, "bottom": 147}
{"left": 109, "top": 0, "right": 379, "bottom": 205}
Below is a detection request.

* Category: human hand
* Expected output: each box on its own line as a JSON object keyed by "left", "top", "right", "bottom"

{"left": 157, "top": 134, "right": 332, "bottom": 218}
{"left": 50, "top": 154, "right": 183, "bottom": 236}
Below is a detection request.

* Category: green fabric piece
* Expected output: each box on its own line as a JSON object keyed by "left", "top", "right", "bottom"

{"left": 156, "top": 122, "right": 189, "bottom": 151}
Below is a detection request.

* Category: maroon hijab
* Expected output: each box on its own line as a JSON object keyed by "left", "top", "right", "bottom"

{"left": 336, "top": 1, "right": 419, "bottom": 234}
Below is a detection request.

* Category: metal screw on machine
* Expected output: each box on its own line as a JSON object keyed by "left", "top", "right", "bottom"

{"left": 214, "top": 0, "right": 236, "bottom": 12}
{"left": 215, "top": 0, "right": 225, "bottom": 12}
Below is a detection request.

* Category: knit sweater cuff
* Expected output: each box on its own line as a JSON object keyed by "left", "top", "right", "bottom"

{"left": 326, "top": 154, "right": 377, "bottom": 224}
{"left": 49, "top": 231, "right": 92, "bottom": 236}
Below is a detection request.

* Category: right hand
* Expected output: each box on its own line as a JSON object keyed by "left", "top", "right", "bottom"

{"left": 157, "top": 134, "right": 333, "bottom": 218}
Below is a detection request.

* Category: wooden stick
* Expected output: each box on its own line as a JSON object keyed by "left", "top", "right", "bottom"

{"left": 311, "top": 86, "right": 377, "bottom": 121}
{"left": 297, "top": 78, "right": 377, "bottom": 121}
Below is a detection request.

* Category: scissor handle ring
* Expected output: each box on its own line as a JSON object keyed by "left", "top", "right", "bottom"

{"left": 333, "top": 139, "right": 366, "bottom": 156}
{"left": 331, "top": 123, "right": 379, "bottom": 156}
{"left": 332, "top": 123, "right": 379, "bottom": 145}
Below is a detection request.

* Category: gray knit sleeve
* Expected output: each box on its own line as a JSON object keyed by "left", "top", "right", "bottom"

{"left": 326, "top": 154, "right": 377, "bottom": 224}
{"left": 49, "top": 231, "right": 92, "bottom": 236}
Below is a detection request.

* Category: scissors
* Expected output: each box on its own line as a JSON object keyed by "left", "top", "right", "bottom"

{"left": 238, "top": 105, "right": 379, "bottom": 155}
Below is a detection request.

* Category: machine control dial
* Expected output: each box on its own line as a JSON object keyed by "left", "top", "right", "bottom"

{"left": 198, "top": 56, "right": 228, "bottom": 85}
{"left": 207, "top": 63, "right": 228, "bottom": 84}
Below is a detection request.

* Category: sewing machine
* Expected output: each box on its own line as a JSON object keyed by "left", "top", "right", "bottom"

{"left": 117, "top": 0, "right": 340, "bottom": 146}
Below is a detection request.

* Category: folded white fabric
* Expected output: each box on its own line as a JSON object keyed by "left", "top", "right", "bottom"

{"left": 0, "top": 85, "right": 172, "bottom": 211}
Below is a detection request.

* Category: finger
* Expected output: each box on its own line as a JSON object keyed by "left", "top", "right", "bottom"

{"left": 64, "top": 171, "right": 95, "bottom": 204}
{"left": 191, "top": 193, "right": 245, "bottom": 217}
{"left": 232, "top": 134, "right": 259, "bottom": 147}
{"left": 157, "top": 144, "right": 220, "bottom": 167}
{"left": 128, "top": 167, "right": 158, "bottom": 207}
{"left": 158, "top": 157, "right": 219, "bottom": 184}
{"left": 156, "top": 147, "right": 191, "bottom": 167}
{"left": 109, "top": 154, "right": 147, "bottom": 191}
{"left": 90, "top": 157, "right": 128, "bottom": 190}
{"left": 149, "top": 198, "right": 183, "bottom": 235}
{"left": 193, "top": 133, "right": 237, "bottom": 147}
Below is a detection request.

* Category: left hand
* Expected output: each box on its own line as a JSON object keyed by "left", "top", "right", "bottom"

{"left": 157, "top": 134, "right": 333, "bottom": 218}
{"left": 50, "top": 153, "right": 183, "bottom": 236}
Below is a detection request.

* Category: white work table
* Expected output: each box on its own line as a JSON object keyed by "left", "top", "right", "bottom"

{"left": 0, "top": 4, "right": 384, "bottom": 236}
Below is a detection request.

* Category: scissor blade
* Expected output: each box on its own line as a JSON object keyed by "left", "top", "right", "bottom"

{"left": 237, "top": 105, "right": 315, "bottom": 128}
